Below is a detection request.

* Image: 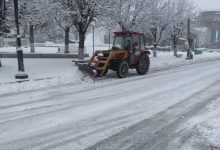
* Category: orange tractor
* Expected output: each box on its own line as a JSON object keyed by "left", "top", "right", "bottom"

{"left": 78, "top": 31, "right": 150, "bottom": 78}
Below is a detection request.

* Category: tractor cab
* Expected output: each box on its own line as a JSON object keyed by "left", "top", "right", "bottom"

{"left": 112, "top": 31, "right": 148, "bottom": 65}
{"left": 78, "top": 31, "right": 150, "bottom": 79}
{"left": 112, "top": 31, "right": 146, "bottom": 52}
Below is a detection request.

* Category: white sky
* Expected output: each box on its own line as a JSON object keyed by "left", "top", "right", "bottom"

{"left": 194, "top": 0, "right": 220, "bottom": 11}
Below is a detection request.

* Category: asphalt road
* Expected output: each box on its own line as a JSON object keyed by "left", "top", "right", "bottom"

{"left": 0, "top": 60, "right": 220, "bottom": 150}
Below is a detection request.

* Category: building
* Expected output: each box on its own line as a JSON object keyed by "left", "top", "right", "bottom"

{"left": 195, "top": 27, "right": 211, "bottom": 47}
{"left": 198, "top": 11, "right": 220, "bottom": 48}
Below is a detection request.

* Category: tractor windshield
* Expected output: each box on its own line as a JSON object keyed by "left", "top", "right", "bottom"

{"left": 113, "top": 35, "right": 132, "bottom": 50}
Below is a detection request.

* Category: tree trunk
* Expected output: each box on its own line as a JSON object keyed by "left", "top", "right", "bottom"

{"left": 64, "top": 27, "right": 70, "bottom": 53}
{"left": 187, "top": 39, "right": 193, "bottom": 57}
{"left": 0, "top": 0, "right": 5, "bottom": 19}
{"left": 173, "top": 43, "right": 177, "bottom": 57}
{"left": 30, "top": 24, "right": 35, "bottom": 53}
{"left": 172, "top": 35, "right": 177, "bottom": 57}
{"left": 78, "top": 31, "right": 86, "bottom": 60}
{"left": 152, "top": 30, "right": 157, "bottom": 57}
{"left": 153, "top": 43, "right": 157, "bottom": 57}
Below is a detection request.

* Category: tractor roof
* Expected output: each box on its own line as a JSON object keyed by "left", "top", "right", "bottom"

{"left": 114, "top": 31, "right": 144, "bottom": 36}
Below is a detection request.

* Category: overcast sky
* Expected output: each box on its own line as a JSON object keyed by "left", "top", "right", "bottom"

{"left": 194, "top": 0, "right": 220, "bottom": 11}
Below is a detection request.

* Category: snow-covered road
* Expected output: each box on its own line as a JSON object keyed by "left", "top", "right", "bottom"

{"left": 0, "top": 60, "right": 220, "bottom": 150}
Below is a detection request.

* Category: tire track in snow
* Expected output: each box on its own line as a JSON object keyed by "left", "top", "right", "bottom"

{"left": 2, "top": 62, "right": 220, "bottom": 149}
{"left": 0, "top": 61, "right": 220, "bottom": 125}
{"left": 0, "top": 62, "right": 220, "bottom": 149}
{"left": 86, "top": 81, "right": 220, "bottom": 150}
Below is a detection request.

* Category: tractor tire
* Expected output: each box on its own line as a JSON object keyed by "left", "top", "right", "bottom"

{"left": 136, "top": 54, "right": 150, "bottom": 75}
{"left": 117, "top": 60, "right": 129, "bottom": 78}
{"left": 96, "top": 68, "right": 108, "bottom": 77}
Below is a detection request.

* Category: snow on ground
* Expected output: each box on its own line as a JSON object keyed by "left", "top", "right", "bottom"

{"left": 0, "top": 60, "right": 220, "bottom": 149}
{"left": 0, "top": 47, "right": 220, "bottom": 147}
{"left": 0, "top": 58, "right": 94, "bottom": 95}
{"left": 179, "top": 96, "right": 220, "bottom": 148}
{"left": 1, "top": 50, "right": 220, "bottom": 95}
{"left": 150, "top": 51, "right": 220, "bottom": 68}
{"left": 197, "top": 99, "right": 220, "bottom": 147}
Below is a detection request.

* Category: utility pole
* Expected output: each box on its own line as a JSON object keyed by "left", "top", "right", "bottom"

{"left": 14, "top": 0, "right": 28, "bottom": 79}
{"left": 91, "top": 21, "right": 96, "bottom": 54}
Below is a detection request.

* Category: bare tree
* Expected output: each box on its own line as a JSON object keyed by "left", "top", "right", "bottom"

{"left": 168, "top": 0, "right": 196, "bottom": 57}
{"left": 47, "top": 0, "right": 75, "bottom": 53}
{"left": 17, "top": 0, "right": 43, "bottom": 53}
{"left": 65, "top": 0, "right": 111, "bottom": 59}
{"left": 137, "top": 0, "right": 175, "bottom": 57}
{"left": 102, "top": 0, "right": 150, "bottom": 31}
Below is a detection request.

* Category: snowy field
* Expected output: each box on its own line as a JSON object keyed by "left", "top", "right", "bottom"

{"left": 1, "top": 49, "right": 220, "bottom": 149}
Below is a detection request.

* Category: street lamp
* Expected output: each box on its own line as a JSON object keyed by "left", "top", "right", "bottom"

{"left": 93, "top": 26, "right": 94, "bottom": 54}
{"left": 91, "top": 21, "right": 96, "bottom": 54}
{"left": 13, "top": 0, "right": 28, "bottom": 79}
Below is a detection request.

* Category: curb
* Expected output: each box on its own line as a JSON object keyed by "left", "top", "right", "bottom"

{"left": 0, "top": 53, "right": 89, "bottom": 58}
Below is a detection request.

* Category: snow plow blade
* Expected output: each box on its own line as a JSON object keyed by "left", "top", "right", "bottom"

{"left": 78, "top": 63, "right": 96, "bottom": 79}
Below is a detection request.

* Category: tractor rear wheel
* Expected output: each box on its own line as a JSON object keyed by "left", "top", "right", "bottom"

{"left": 117, "top": 60, "right": 129, "bottom": 78}
{"left": 136, "top": 54, "right": 150, "bottom": 75}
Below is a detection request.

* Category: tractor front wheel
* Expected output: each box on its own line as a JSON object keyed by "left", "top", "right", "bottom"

{"left": 136, "top": 54, "right": 150, "bottom": 75}
{"left": 117, "top": 60, "right": 129, "bottom": 78}
{"left": 96, "top": 68, "right": 108, "bottom": 77}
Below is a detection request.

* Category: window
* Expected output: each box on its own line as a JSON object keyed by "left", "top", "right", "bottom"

{"left": 113, "top": 36, "right": 132, "bottom": 50}
{"left": 140, "top": 35, "right": 145, "bottom": 50}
